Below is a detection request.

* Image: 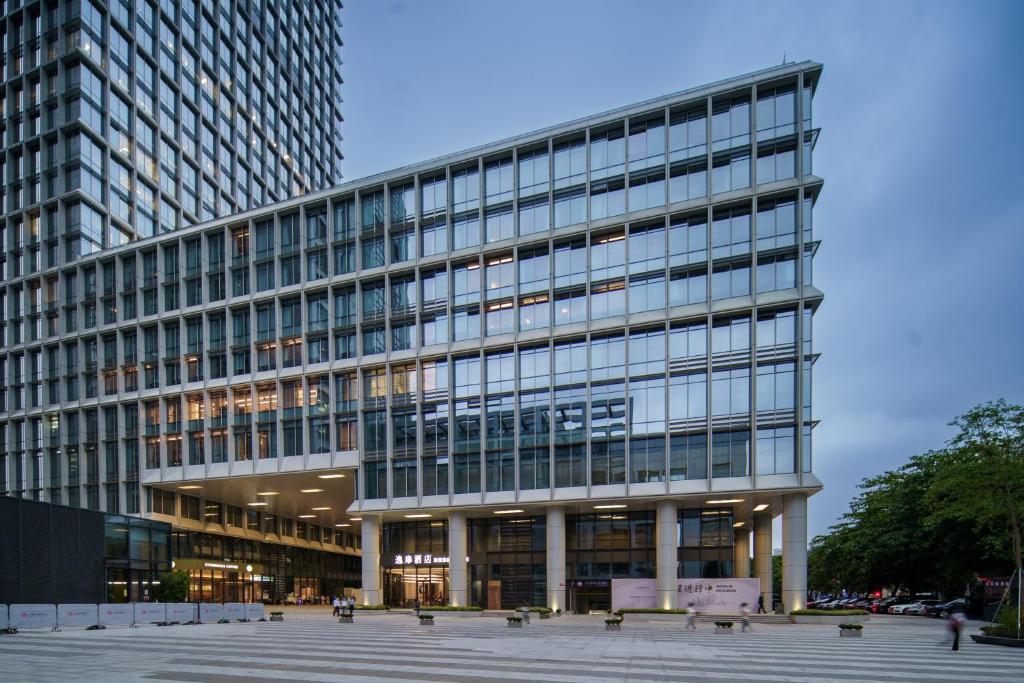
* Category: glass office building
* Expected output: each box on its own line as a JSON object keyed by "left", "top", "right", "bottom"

{"left": 0, "top": 60, "right": 823, "bottom": 612}
{"left": 0, "top": 0, "right": 343, "bottom": 254}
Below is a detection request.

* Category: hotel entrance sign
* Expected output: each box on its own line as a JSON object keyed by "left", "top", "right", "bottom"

{"left": 393, "top": 554, "right": 449, "bottom": 565}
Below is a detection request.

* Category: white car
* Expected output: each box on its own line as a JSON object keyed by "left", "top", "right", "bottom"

{"left": 891, "top": 602, "right": 922, "bottom": 614}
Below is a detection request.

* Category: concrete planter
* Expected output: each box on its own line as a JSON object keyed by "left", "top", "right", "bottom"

{"left": 539, "top": 612, "right": 551, "bottom": 620}
{"left": 507, "top": 621, "right": 523, "bottom": 628}
{"left": 715, "top": 626, "right": 733, "bottom": 634}
{"left": 268, "top": 615, "right": 284, "bottom": 622}
{"left": 839, "top": 629, "right": 862, "bottom": 637}
{"left": 419, "top": 620, "right": 434, "bottom": 626}
{"left": 605, "top": 624, "right": 622, "bottom": 632}
{"left": 792, "top": 614, "right": 869, "bottom": 625}
{"left": 971, "top": 634, "right": 1024, "bottom": 648}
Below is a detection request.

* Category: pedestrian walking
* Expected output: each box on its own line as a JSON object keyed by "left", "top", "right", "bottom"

{"left": 740, "top": 603, "right": 751, "bottom": 632}
{"left": 521, "top": 603, "right": 531, "bottom": 625}
{"left": 332, "top": 596, "right": 341, "bottom": 617}
{"left": 757, "top": 594, "right": 766, "bottom": 614}
{"left": 949, "top": 610, "right": 967, "bottom": 651}
{"left": 685, "top": 602, "right": 697, "bottom": 630}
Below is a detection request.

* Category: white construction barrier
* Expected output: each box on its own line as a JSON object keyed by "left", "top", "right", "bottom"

{"left": 132, "top": 603, "right": 167, "bottom": 624}
{"left": 244, "top": 603, "right": 265, "bottom": 621}
{"left": 0, "top": 604, "right": 7, "bottom": 629}
{"left": 199, "top": 603, "right": 226, "bottom": 622}
{"left": 223, "top": 603, "right": 246, "bottom": 621}
{"left": 57, "top": 604, "right": 99, "bottom": 628}
{"left": 98, "top": 603, "right": 134, "bottom": 626}
{"left": 165, "top": 603, "right": 196, "bottom": 623}
{"left": 9, "top": 604, "right": 57, "bottom": 630}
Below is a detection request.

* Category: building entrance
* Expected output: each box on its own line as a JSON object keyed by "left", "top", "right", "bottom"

{"left": 383, "top": 566, "right": 449, "bottom": 608}
{"left": 569, "top": 579, "right": 611, "bottom": 614}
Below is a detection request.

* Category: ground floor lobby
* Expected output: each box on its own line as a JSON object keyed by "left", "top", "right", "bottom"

{"left": 360, "top": 492, "right": 810, "bottom": 614}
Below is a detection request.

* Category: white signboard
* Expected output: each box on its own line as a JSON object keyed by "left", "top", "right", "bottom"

{"left": 675, "top": 578, "right": 761, "bottom": 614}
{"left": 611, "top": 578, "right": 762, "bottom": 614}
{"left": 244, "top": 603, "right": 265, "bottom": 621}
{"left": 133, "top": 603, "right": 167, "bottom": 624}
{"left": 10, "top": 604, "right": 57, "bottom": 629}
{"left": 199, "top": 603, "right": 227, "bottom": 622}
{"left": 611, "top": 579, "right": 659, "bottom": 610}
{"left": 223, "top": 603, "right": 246, "bottom": 621}
{"left": 0, "top": 604, "right": 7, "bottom": 629}
{"left": 98, "top": 603, "right": 134, "bottom": 626}
{"left": 58, "top": 604, "right": 99, "bottom": 628}
{"left": 166, "top": 603, "right": 196, "bottom": 623}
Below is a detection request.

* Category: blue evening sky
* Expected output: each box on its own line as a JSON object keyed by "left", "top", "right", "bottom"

{"left": 340, "top": 0, "right": 1024, "bottom": 539}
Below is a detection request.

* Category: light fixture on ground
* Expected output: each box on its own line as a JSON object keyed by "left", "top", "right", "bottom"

{"left": 493, "top": 509, "right": 524, "bottom": 514}
{"left": 753, "top": 504, "right": 769, "bottom": 512}
{"left": 300, "top": 488, "right": 324, "bottom": 493}
{"left": 594, "top": 504, "right": 627, "bottom": 509}
{"left": 706, "top": 499, "right": 745, "bottom": 504}
{"left": 318, "top": 473, "right": 345, "bottom": 479}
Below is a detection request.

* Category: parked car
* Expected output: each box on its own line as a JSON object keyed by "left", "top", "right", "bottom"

{"left": 905, "top": 600, "right": 942, "bottom": 615}
{"left": 890, "top": 601, "right": 921, "bottom": 614}
{"left": 926, "top": 598, "right": 967, "bottom": 619}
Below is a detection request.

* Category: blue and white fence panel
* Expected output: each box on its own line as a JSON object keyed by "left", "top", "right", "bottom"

{"left": 98, "top": 603, "right": 134, "bottom": 627}
{"left": 132, "top": 603, "right": 166, "bottom": 625}
{"left": 9, "top": 604, "right": 57, "bottom": 630}
{"left": 244, "top": 603, "right": 265, "bottom": 621}
{"left": 199, "top": 603, "right": 227, "bottom": 622}
{"left": 223, "top": 603, "right": 246, "bottom": 621}
{"left": 0, "top": 604, "right": 8, "bottom": 629}
{"left": 165, "top": 603, "right": 197, "bottom": 623}
{"left": 57, "top": 604, "right": 99, "bottom": 628}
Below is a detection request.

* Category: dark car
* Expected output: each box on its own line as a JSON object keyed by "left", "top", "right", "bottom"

{"left": 926, "top": 598, "right": 967, "bottom": 619}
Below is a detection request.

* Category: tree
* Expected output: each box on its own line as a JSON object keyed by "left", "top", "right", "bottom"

{"left": 924, "top": 400, "right": 1024, "bottom": 635}
{"left": 154, "top": 570, "right": 190, "bottom": 602}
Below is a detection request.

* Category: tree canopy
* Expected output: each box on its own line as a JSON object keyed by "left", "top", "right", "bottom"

{"left": 808, "top": 400, "right": 1023, "bottom": 596}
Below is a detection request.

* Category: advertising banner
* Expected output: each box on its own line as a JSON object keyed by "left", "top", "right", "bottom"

{"left": 58, "top": 604, "right": 99, "bottom": 628}
{"left": 611, "top": 578, "right": 762, "bottom": 614}
{"left": 98, "top": 603, "right": 134, "bottom": 626}
{"left": 10, "top": 604, "right": 57, "bottom": 629}
{"left": 199, "top": 603, "right": 226, "bottom": 622}
{"left": 244, "top": 603, "right": 265, "bottom": 621}
{"left": 675, "top": 578, "right": 761, "bottom": 614}
{"left": 610, "top": 579, "right": 659, "bottom": 610}
{"left": 166, "top": 603, "right": 196, "bottom": 623}
{"left": 133, "top": 603, "right": 167, "bottom": 624}
{"left": 223, "top": 603, "right": 246, "bottom": 621}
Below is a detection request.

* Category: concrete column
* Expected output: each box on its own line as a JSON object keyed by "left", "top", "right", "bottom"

{"left": 782, "top": 493, "right": 808, "bottom": 614}
{"left": 360, "top": 516, "right": 381, "bottom": 605}
{"left": 655, "top": 500, "right": 678, "bottom": 610}
{"left": 448, "top": 511, "right": 468, "bottom": 607}
{"left": 752, "top": 513, "right": 772, "bottom": 610}
{"left": 546, "top": 507, "right": 566, "bottom": 611}
{"left": 733, "top": 527, "right": 751, "bottom": 579}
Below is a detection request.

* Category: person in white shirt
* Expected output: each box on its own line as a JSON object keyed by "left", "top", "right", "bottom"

{"left": 740, "top": 602, "right": 751, "bottom": 632}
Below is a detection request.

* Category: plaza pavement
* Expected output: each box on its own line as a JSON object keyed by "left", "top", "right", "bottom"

{"left": 0, "top": 612, "right": 1019, "bottom": 682}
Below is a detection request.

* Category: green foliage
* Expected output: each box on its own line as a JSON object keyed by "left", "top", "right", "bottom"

{"left": 154, "top": 570, "right": 189, "bottom": 602}
{"left": 714, "top": 621, "right": 733, "bottom": 627}
{"left": 605, "top": 617, "right": 623, "bottom": 625}
{"left": 807, "top": 401, "right": 1023, "bottom": 596}
{"left": 506, "top": 616, "right": 522, "bottom": 623}
{"left": 417, "top": 614, "right": 434, "bottom": 620}
{"left": 839, "top": 623, "right": 863, "bottom": 630}
{"left": 791, "top": 609, "right": 869, "bottom": 616}
{"left": 772, "top": 554, "right": 782, "bottom": 601}
{"left": 354, "top": 604, "right": 390, "bottom": 610}
{"left": 616, "top": 608, "right": 688, "bottom": 614}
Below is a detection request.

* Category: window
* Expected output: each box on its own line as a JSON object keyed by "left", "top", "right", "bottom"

{"left": 589, "top": 334, "right": 623, "bottom": 382}
{"left": 711, "top": 316, "right": 750, "bottom": 355}
{"left": 628, "top": 116, "right": 665, "bottom": 171}
{"left": 670, "top": 433, "right": 707, "bottom": 480}
{"left": 711, "top": 96, "right": 750, "bottom": 152}
{"left": 711, "top": 430, "right": 749, "bottom": 478}
{"left": 485, "top": 206, "right": 513, "bottom": 243}
{"left": 554, "top": 138, "right": 586, "bottom": 189}
{"left": 519, "top": 345, "right": 550, "bottom": 390}
{"left": 669, "top": 107, "right": 707, "bottom": 161}
{"left": 554, "top": 188, "right": 586, "bottom": 228}
{"left": 711, "top": 367, "right": 750, "bottom": 416}
{"left": 451, "top": 166, "right": 480, "bottom": 214}
{"left": 756, "top": 309, "right": 797, "bottom": 350}
{"left": 629, "top": 377, "right": 666, "bottom": 483}
{"left": 756, "top": 85, "right": 796, "bottom": 141}
{"left": 590, "top": 178, "right": 625, "bottom": 220}
{"left": 484, "top": 157, "right": 513, "bottom": 205}
{"left": 670, "top": 372, "right": 707, "bottom": 422}
{"left": 452, "top": 213, "right": 480, "bottom": 251}
{"left": 554, "top": 239, "right": 587, "bottom": 289}
{"left": 757, "top": 141, "right": 797, "bottom": 184}
{"left": 756, "top": 196, "right": 797, "bottom": 251}
{"left": 712, "top": 206, "right": 751, "bottom": 259}
{"left": 711, "top": 261, "right": 750, "bottom": 300}
{"left": 590, "top": 127, "right": 625, "bottom": 181}
{"left": 711, "top": 150, "right": 750, "bottom": 194}
{"left": 629, "top": 223, "right": 666, "bottom": 275}
{"left": 421, "top": 218, "right": 447, "bottom": 257}
{"left": 628, "top": 273, "right": 665, "bottom": 313}
{"left": 756, "top": 362, "right": 796, "bottom": 414}
{"left": 756, "top": 426, "right": 796, "bottom": 475}
{"left": 421, "top": 175, "right": 447, "bottom": 217}
{"left": 756, "top": 252, "right": 797, "bottom": 293}
{"left": 668, "top": 160, "right": 707, "bottom": 203}
{"left": 669, "top": 267, "right": 707, "bottom": 307}
{"left": 518, "top": 148, "right": 549, "bottom": 197}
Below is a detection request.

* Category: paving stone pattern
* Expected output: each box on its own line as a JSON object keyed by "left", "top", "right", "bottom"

{"left": 0, "top": 614, "right": 1019, "bottom": 682}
